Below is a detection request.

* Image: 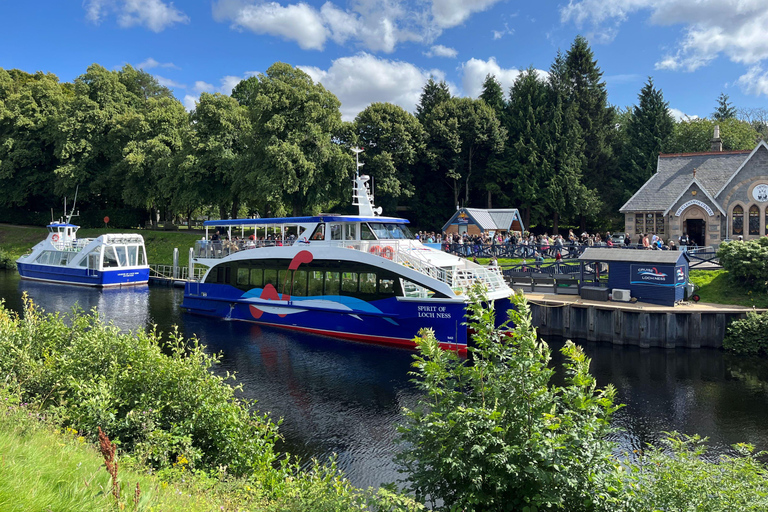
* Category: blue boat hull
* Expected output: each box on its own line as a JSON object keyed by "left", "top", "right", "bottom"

{"left": 182, "top": 282, "right": 482, "bottom": 352}
{"left": 17, "top": 263, "right": 149, "bottom": 287}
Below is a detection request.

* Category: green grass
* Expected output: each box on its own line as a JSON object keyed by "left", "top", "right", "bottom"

{"left": 0, "top": 224, "right": 201, "bottom": 266}
{"left": 0, "top": 405, "right": 257, "bottom": 511}
{"left": 689, "top": 269, "right": 768, "bottom": 308}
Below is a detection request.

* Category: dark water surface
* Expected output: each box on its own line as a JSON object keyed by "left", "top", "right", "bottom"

{"left": 2, "top": 271, "right": 768, "bottom": 488}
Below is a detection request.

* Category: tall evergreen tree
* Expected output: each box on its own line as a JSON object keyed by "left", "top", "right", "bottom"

{"left": 618, "top": 78, "right": 674, "bottom": 206}
{"left": 505, "top": 67, "right": 549, "bottom": 229}
{"left": 713, "top": 92, "right": 737, "bottom": 121}
{"left": 543, "top": 53, "right": 586, "bottom": 234}
{"left": 565, "top": 36, "right": 617, "bottom": 221}
{"left": 416, "top": 78, "right": 451, "bottom": 122}
{"left": 479, "top": 74, "right": 506, "bottom": 208}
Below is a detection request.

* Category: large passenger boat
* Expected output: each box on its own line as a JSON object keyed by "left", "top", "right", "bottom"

{"left": 16, "top": 221, "right": 149, "bottom": 287}
{"left": 181, "top": 151, "right": 513, "bottom": 353}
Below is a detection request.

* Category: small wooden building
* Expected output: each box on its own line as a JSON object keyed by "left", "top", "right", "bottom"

{"left": 442, "top": 208, "right": 525, "bottom": 236}
{"left": 579, "top": 248, "right": 689, "bottom": 306}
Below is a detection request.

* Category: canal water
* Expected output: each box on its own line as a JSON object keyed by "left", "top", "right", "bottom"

{"left": 1, "top": 271, "right": 768, "bottom": 489}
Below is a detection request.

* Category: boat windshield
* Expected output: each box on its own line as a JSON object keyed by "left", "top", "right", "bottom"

{"left": 367, "top": 222, "right": 413, "bottom": 240}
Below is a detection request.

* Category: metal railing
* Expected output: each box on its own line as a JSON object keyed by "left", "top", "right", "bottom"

{"left": 150, "top": 265, "right": 206, "bottom": 281}
{"left": 194, "top": 239, "right": 298, "bottom": 259}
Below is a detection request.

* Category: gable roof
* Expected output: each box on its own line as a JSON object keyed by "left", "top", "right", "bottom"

{"left": 662, "top": 177, "right": 725, "bottom": 216}
{"left": 442, "top": 208, "right": 524, "bottom": 232}
{"left": 620, "top": 150, "right": 750, "bottom": 212}
{"left": 715, "top": 140, "right": 768, "bottom": 197}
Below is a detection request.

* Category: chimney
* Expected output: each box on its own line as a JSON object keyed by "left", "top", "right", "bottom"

{"left": 711, "top": 124, "right": 723, "bottom": 152}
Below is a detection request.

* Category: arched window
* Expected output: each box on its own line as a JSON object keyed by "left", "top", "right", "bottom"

{"left": 765, "top": 206, "right": 768, "bottom": 236}
{"left": 732, "top": 205, "right": 744, "bottom": 236}
{"left": 749, "top": 205, "right": 760, "bottom": 235}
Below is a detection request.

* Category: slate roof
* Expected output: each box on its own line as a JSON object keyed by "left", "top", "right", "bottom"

{"left": 619, "top": 150, "right": 750, "bottom": 212}
{"left": 578, "top": 248, "right": 689, "bottom": 264}
{"left": 442, "top": 208, "right": 524, "bottom": 232}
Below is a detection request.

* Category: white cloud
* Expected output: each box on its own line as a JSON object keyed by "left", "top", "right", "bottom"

{"left": 183, "top": 95, "right": 198, "bottom": 111}
{"left": 736, "top": 65, "right": 768, "bottom": 96}
{"left": 154, "top": 75, "right": 185, "bottom": 88}
{"left": 431, "top": 0, "right": 505, "bottom": 28}
{"left": 561, "top": 0, "right": 768, "bottom": 72}
{"left": 424, "top": 45, "right": 458, "bottom": 58}
{"left": 298, "top": 53, "right": 453, "bottom": 121}
{"left": 668, "top": 107, "right": 698, "bottom": 122}
{"left": 491, "top": 23, "right": 513, "bottom": 40}
{"left": 460, "top": 57, "right": 547, "bottom": 99}
{"left": 84, "top": 0, "right": 189, "bottom": 32}
{"left": 136, "top": 57, "right": 178, "bottom": 70}
{"left": 182, "top": 72, "right": 259, "bottom": 111}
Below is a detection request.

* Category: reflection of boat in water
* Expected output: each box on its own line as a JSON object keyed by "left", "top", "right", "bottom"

{"left": 16, "top": 220, "right": 149, "bottom": 287}
{"left": 182, "top": 149, "right": 513, "bottom": 354}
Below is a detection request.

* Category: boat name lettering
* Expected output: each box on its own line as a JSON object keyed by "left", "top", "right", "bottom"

{"left": 418, "top": 305, "right": 451, "bottom": 319}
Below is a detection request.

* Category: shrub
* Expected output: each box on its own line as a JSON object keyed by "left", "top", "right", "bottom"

{"left": 0, "top": 248, "right": 15, "bottom": 270}
{"left": 625, "top": 433, "right": 768, "bottom": 511}
{"left": 723, "top": 311, "right": 768, "bottom": 356}
{"left": 396, "top": 289, "right": 627, "bottom": 512}
{"left": 717, "top": 239, "right": 768, "bottom": 290}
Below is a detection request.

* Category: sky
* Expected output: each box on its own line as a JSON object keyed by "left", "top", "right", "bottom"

{"left": 2, "top": 0, "right": 768, "bottom": 122}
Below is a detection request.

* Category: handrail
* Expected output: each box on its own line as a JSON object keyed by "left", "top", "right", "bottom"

{"left": 194, "top": 239, "right": 297, "bottom": 258}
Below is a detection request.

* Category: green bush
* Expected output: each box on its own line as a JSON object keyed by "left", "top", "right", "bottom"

{"left": 717, "top": 238, "right": 768, "bottom": 290}
{"left": 397, "top": 289, "right": 627, "bottom": 512}
{"left": 0, "top": 296, "right": 280, "bottom": 477}
{"left": 723, "top": 311, "right": 768, "bottom": 356}
{"left": 625, "top": 433, "right": 768, "bottom": 511}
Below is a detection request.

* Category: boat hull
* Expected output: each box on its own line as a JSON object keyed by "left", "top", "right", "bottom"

{"left": 182, "top": 282, "right": 479, "bottom": 353}
{"left": 17, "top": 263, "right": 149, "bottom": 287}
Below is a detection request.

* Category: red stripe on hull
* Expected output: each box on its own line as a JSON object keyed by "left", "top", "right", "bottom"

{"left": 236, "top": 318, "right": 468, "bottom": 356}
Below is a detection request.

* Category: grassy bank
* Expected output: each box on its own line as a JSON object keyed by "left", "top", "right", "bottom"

{"left": 689, "top": 269, "right": 768, "bottom": 308}
{"left": 0, "top": 224, "right": 201, "bottom": 266}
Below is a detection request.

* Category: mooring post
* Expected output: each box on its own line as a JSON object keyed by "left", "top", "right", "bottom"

{"left": 173, "top": 248, "right": 179, "bottom": 279}
{"left": 188, "top": 247, "right": 194, "bottom": 281}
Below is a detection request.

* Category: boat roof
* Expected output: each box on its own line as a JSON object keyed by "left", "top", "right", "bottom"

{"left": 46, "top": 223, "right": 79, "bottom": 228}
{"left": 204, "top": 215, "right": 409, "bottom": 227}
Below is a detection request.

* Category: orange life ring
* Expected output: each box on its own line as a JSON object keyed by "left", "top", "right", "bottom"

{"left": 51, "top": 234, "right": 59, "bottom": 242}
{"left": 382, "top": 245, "right": 394, "bottom": 260}
{"left": 369, "top": 245, "right": 382, "bottom": 256}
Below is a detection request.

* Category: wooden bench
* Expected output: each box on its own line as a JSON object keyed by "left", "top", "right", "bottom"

{"left": 554, "top": 277, "right": 580, "bottom": 295}
{"left": 532, "top": 276, "right": 555, "bottom": 293}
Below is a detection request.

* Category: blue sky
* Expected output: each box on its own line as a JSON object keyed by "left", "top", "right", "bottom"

{"left": 2, "top": 0, "right": 767, "bottom": 121}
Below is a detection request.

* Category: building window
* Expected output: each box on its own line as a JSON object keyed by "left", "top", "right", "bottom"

{"left": 765, "top": 207, "right": 768, "bottom": 236}
{"left": 655, "top": 213, "right": 665, "bottom": 235}
{"left": 635, "top": 213, "right": 643, "bottom": 234}
{"left": 732, "top": 205, "right": 744, "bottom": 236}
{"left": 749, "top": 205, "right": 760, "bottom": 235}
{"left": 646, "top": 213, "right": 654, "bottom": 234}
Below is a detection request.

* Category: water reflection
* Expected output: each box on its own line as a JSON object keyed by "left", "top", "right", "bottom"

{"left": 2, "top": 271, "right": 768, "bottom": 488}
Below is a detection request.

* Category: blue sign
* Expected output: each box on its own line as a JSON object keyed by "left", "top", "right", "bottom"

{"left": 630, "top": 264, "right": 686, "bottom": 287}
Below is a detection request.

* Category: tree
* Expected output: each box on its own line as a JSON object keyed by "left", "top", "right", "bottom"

{"left": 505, "top": 67, "right": 549, "bottom": 229}
{"left": 415, "top": 78, "right": 451, "bottom": 123}
{"left": 664, "top": 118, "right": 760, "bottom": 153}
{"left": 479, "top": 74, "right": 507, "bottom": 208}
{"left": 422, "top": 97, "right": 506, "bottom": 207}
{"left": 713, "top": 92, "right": 737, "bottom": 121}
{"left": 351, "top": 103, "right": 425, "bottom": 213}
{"left": 479, "top": 74, "right": 505, "bottom": 114}
{"left": 618, "top": 78, "right": 674, "bottom": 207}
{"left": 397, "top": 290, "right": 625, "bottom": 511}
{"left": 233, "top": 63, "right": 352, "bottom": 216}
{"left": 565, "top": 36, "right": 617, "bottom": 217}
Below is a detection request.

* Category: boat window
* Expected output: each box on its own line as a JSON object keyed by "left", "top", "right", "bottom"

{"left": 325, "top": 271, "right": 340, "bottom": 295}
{"left": 360, "top": 223, "right": 376, "bottom": 240}
{"left": 310, "top": 223, "right": 325, "bottom": 240}
{"left": 344, "top": 223, "right": 357, "bottom": 241}
{"left": 103, "top": 247, "right": 119, "bottom": 268}
{"left": 206, "top": 267, "right": 218, "bottom": 283}
{"left": 127, "top": 246, "right": 138, "bottom": 266}
{"left": 292, "top": 270, "right": 307, "bottom": 296}
{"left": 237, "top": 268, "right": 249, "bottom": 286}
{"left": 35, "top": 251, "right": 50, "bottom": 265}
{"left": 359, "top": 272, "right": 376, "bottom": 294}
{"left": 400, "top": 278, "right": 435, "bottom": 299}
{"left": 138, "top": 248, "right": 146, "bottom": 266}
{"left": 341, "top": 272, "right": 358, "bottom": 293}
{"left": 60, "top": 253, "right": 71, "bottom": 266}
{"left": 250, "top": 268, "right": 263, "bottom": 287}
{"left": 278, "top": 270, "right": 289, "bottom": 292}
{"left": 329, "top": 223, "right": 343, "bottom": 241}
{"left": 223, "top": 266, "right": 231, "bottom": 284}
{"left": 379, "top": 278, "right": 395, "bottom": 294}
{"left": 308, "top": 270, "right": 324, "bottom": 295}
{"left": 115, "top": 246, "right": 128, "bottom": 267}
{"left": 264, "top": 269, "right": 278, "bottom": 288}
{"left": 367, "top": 223, "right": 412, "bottom": 240}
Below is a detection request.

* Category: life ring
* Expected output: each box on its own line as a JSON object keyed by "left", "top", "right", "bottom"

{"left": 51, "top": 234, "right": 59, "bottom": 242}
{"left": 382, "top": 245, "right": 394, "bottom": 260}
{"left": 369, "top": 245, "right": 382, "bottom": 256}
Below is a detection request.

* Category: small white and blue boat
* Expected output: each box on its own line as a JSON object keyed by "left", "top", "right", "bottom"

{"left": 16, "top": 221, "right": 149, "bottom": 287}
{"left": 181, "top": 149, "right": 513, "bottom": 353}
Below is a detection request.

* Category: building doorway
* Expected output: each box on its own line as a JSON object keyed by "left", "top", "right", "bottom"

{"left": 685, "top": 219, "right": 706, "bottom": 247}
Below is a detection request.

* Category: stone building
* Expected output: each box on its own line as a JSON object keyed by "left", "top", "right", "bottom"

{"left": 620, "top": 127, "right": 768, "bottom": 246}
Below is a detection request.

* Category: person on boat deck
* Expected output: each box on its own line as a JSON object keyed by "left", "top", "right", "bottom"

{"left": 212, "top": 230, "right": 220, "bottom": 241}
